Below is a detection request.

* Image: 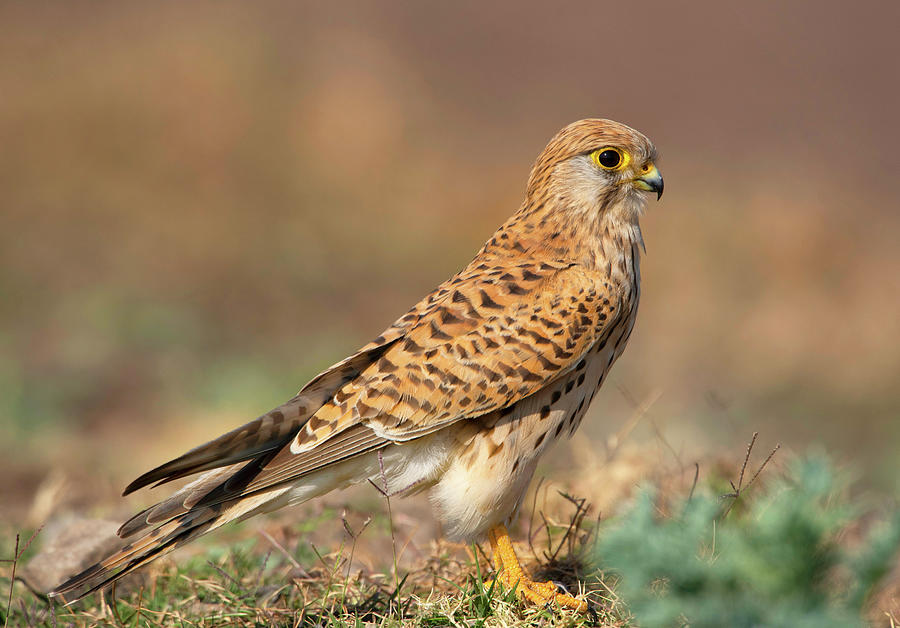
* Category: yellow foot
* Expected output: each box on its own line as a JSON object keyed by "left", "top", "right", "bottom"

{"left": 486, "top": 525, "right": 588, "bottom": 612}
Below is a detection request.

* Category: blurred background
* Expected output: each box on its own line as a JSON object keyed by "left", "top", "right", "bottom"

{"left": 1, "top": 1, "right": 898, "bottom": 526}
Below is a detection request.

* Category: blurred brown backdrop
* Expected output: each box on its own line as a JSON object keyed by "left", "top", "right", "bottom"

{"left": 1, "top": 1, "right": 898, "bottom": 521}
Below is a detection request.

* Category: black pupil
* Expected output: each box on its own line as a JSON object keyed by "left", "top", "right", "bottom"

{"left": 598, "top": 149, "right": 620, "bottom": 168}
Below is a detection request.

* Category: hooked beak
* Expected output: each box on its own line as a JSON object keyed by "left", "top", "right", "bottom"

{"left": 633, "top": 163, "right": 664, "bottom": 200}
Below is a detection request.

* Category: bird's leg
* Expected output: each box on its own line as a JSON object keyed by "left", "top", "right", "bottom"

{"left": 486, "top": 524, "right": 587, "bottom": 612}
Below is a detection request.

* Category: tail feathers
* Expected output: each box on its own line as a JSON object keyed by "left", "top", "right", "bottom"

{"left": 50, "top": 509, "right": 218, "bottom": 603}
{"left": 122, "top": 336, "right": 402, "bottom": 496}
{"left": 122, "top": 407, "right": 302, "bottom": 496}
{"left": 119, "top": 428, "right": 385, "bottom": 540}
{"left": 117, "top": 463, "right": 244, "bottom": 538}
{"left": 50, "top": 487, "right": 292, "bottom": 604}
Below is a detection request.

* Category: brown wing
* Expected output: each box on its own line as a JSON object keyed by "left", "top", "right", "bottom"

{"left": 124, "top": 259, "right": 619, "bottom": 508}
{"left": 228, "top": 260, "right": 620, "bottom": 497}
{"left": 123, "top": 268, "right": 462, "bottom": 495}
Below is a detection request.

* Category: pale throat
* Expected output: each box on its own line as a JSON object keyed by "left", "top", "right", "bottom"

{"left": 481, "top": 184, "right": 646, "bottom": 280}
{"left": 527, "top": 191, "right": 646, "bottom": 275}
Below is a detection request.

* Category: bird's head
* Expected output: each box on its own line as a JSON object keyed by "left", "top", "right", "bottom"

{"left": 526, "top": 119, "right": 663, "bottom": 222}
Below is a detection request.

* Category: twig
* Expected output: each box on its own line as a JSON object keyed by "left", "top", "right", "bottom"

{"left": 539, "top": 511, "right": 553, "bottom": 555}
{"left": 4, "top": 534, "right": 19, "bottom": 628}
{"left": 526, "top": 476, "right": 546, "bottom": 558}
{"left": 735, "top": 432, "right": 758, "bottom": 494}
{"left": 134, "top": 586, "right": 145, "bottom": 628}
{"left": 308, "top": 543, "right": 343, "bottom": 618}
{"left": 109, "top": 581, "right": 124, "bottom": 627}
{"left": 720, "top": 433, "right": 781, "bottom": 517}
{"left": 258, "top": 528, "right": 306, "bottom": 574}
{"left": 744, "top": 443, "right": 780, "bottom": 492}
{"left": 547, "top": 492, "right": 589, "bottom": 562}
{"left": 206, "top": 560, "right": 248, "bottom": 597}
{"left": 618, "top": 385, "right": 682, "bottom": 471}
{"left": 255, "top": 548, "right": 273, "bottom": 598}
{"left": 3, "top": 527, "right": 44, "bottom": 628}
{"left": 650, "top": 416, "right": 684, "bottom": 471}
{"left": 607, "top": 388, "right": 662, "bottom": 458}
{"left": 376, "top": 450, "right": 400, "bottom": 612}
{"left": 340, "top": 510, "right": 371, "bottom": 605}
{"left": 688, "top": 462, "right": 700, "bottom": 502}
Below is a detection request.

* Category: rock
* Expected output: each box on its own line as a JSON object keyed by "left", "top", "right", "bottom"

{"left": 19, "top": 515, "right": 128, "bottom": 597}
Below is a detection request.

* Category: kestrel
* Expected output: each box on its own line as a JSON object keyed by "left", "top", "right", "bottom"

{"left": 52, "top": 119, "right": 663, "bottom": 611}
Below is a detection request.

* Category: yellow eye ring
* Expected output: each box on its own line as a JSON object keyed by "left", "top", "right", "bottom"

{"left": 590, "top": 147, "right": 630, "bottom": 171}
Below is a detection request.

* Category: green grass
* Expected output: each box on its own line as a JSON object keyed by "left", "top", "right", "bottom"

{"left": 1, "top": 502, "right": 622, "bottom": 627}
{"left": 3, "top": 448, "right": 899, "bottom": 627}
{"left": 1, "top": 543, "right": 614, "bottom": 627}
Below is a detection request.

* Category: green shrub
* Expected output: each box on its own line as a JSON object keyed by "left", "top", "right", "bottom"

{"left": 593, "top": 455, "right": 900, "bottom": 628}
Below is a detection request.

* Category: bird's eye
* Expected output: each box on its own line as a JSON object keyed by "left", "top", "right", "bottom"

{"left": 591, "top": 147, "right": 625, "bottom": 170}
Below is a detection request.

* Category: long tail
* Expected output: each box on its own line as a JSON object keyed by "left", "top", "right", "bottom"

{"left": 49, "top": 336, "right": 406, "bottom": 603}
{"left": 50, "top": 431, "right": 390, "bottom": 603}
{"left": 49, "top": 471, "right": 294, "bottom": 603}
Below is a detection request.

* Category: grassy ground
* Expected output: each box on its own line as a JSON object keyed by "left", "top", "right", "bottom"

{"left": 2, "top": 495, "right": 625, "bottom": 627}
{"left": 3, "top": 437, "right": 900, "bottom": 627}
{"left": 0, "top": 435, "right": 661, "bottom": 627}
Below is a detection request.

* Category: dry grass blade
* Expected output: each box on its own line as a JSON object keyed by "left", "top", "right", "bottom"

{"left": 547, "top": 492, "right": 590, "bottom": 563}
{"left": 743, "top": 443, "right": 781, "bottom": 492}
{"left": 688, "top": 462, "right": 700, "bottom": 502}
{"left": 377, "top": 450, "right": 400, "bottom": 612}
{"left": 340, "top": 510, "right": 371, "bottom": 608}
{"left": 3, "top": 534, "right": 18, "bottom": 628}
{"left": 2, "top": 526, "right": 43, "bottom": 628}
{"left": 606, "top": 388, "right": 662, "bottom": 457}
{"left": 720, "top": 432, "right": 781, "bottom": 518}
{"left": 258, "top": 528, "right": 306, "bottom": 575}
{"left": 527, "top": 476, "right": 547, "bottom": 557}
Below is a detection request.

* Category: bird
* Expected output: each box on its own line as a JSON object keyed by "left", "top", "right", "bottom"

{"left": 51, "top": 118, "right": 663, "bottom": 611}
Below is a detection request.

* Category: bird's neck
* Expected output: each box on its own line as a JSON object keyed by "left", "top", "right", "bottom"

{"left": 480, "top": 196, "right": 644, "bottom": 285}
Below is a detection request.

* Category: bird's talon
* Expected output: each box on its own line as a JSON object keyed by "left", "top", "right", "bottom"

{"left": 486, "top": 524, "right": 588, "bottom": 612}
